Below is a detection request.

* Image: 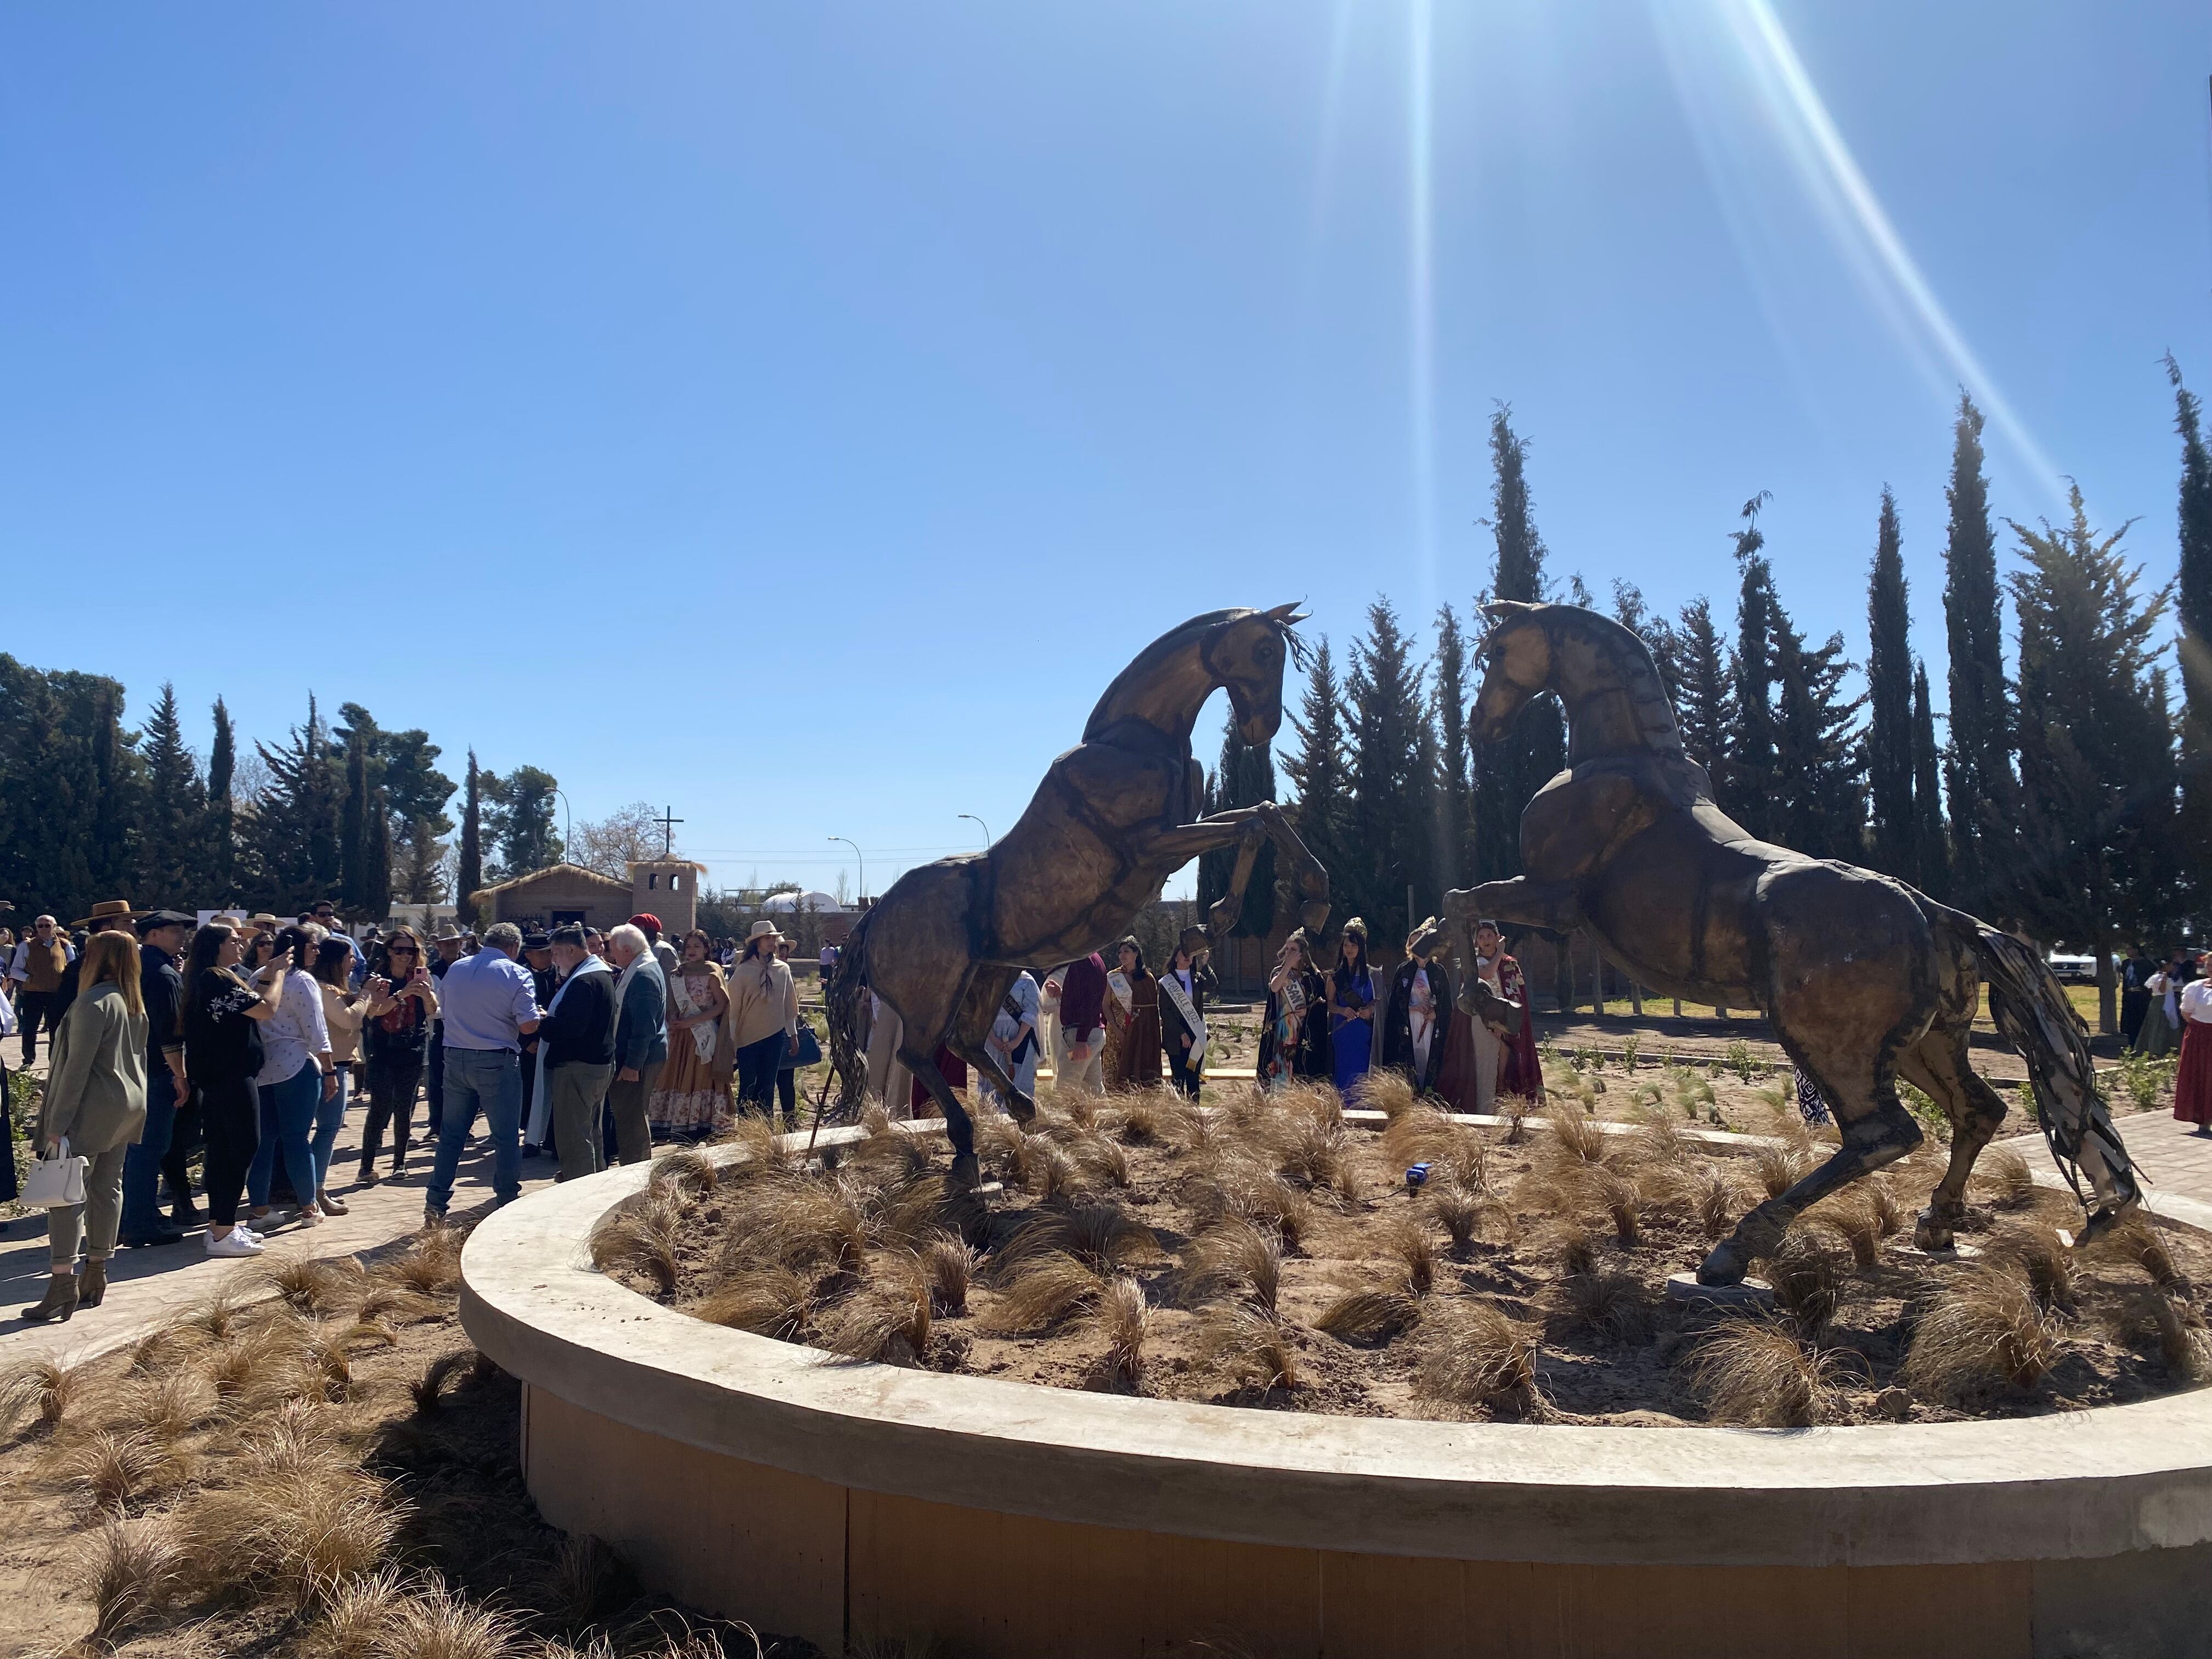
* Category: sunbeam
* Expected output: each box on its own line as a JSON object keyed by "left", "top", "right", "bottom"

{"left": 1408, "top": 0, "right": 1437, "bottom": 609}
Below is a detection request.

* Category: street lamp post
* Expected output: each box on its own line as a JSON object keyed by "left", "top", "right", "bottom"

{"left": 957, "top": 813, "right": 992, "bottom": 849}
{"left": 828, "top": 836, "right": 866, "bottom": 905}
{"left": 551, "top": 788, "right": 574, "bottom": 851}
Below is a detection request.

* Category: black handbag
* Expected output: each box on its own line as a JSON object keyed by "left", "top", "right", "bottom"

{"left": 792, "top": 1021, "right": 823, "bottom": 1066}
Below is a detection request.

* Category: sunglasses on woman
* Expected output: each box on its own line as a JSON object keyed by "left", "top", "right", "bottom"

{"left": 387, "top": 946, "right": 417, "bottom": 956}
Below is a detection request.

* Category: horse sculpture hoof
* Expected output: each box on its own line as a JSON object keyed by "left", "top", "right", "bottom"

{"left": 2076, "top": 1199, "right": 2141, "bottom": 1248}
{"left": 949, "top": 1153, "right": 982, "bottom": 1193}
{"left": 1913, "top": 1217, "right": 1955, "bottom": 1253}
{"left": 1696, "top": 1241, "right": 1750, "bottom": 1287}
{"left": 1301, "top": 899, "right": 1331, "bottom": 934}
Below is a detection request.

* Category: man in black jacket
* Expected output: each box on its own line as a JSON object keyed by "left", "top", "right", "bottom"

{"left": 538, "top": 925, "right": 618, "bottom": 1183}
{"left": 1381, "top": 917, "right": 1455, "bottom": 1097}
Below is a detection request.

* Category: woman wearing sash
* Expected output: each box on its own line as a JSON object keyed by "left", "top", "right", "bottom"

{"left": 980, "top": 969, "right": 1042, "bottom": 1110}
{"left": 1259, "top": 931, "right": 1328, "bottom": 1090}
{"left": 651, "top": 929, "right": 734, "bottom": 1138}
{"left": 1158, "top": 942, "right": 1214, "bottom": 1099}
{"left": 1328, "top": 919, "right": 1376, "bottom": 1093}
{"left": 1102, "top": 937, "right": 1164, "bottom": 1092}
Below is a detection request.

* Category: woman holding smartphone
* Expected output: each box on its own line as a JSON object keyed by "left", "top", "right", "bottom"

{"left": 181, "top": 922, "right": 288, "bottom": 1256}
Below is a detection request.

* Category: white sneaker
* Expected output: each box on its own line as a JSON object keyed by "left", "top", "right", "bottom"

{"left": 237, "top": 1224, "right": 265, "bottom": 1244}
{"left": 207, "top": 1229, "right": 263, "bottom": 1257}
{"left": 293, "top": 1206, "right": 323, "bottom": 1228}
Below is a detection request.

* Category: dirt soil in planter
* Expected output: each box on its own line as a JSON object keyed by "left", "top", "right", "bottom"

{"left": 616, "top": 1082, "right": 2212, "bottom": 1431}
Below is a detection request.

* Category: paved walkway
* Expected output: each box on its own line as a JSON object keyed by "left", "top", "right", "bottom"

{"left": 1, "top": 1078, "right": 557, "bottom": 1369}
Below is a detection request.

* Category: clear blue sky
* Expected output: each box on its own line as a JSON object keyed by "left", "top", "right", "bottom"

{"left": 4, "top": 3, "right": 2208, "bottom": 900}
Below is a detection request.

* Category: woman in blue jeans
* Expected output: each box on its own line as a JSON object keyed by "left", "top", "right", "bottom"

{"left": 246, "top": 927, "right": 336, "bottom": 1227}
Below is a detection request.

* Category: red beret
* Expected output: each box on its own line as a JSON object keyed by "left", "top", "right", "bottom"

{"left": 628, "top": 913, "right": 663, "bottom": 932}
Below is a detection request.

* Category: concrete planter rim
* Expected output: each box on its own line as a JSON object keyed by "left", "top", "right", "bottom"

{"left": 460, "top": 1119, "right": 2212, "bottom": 1570}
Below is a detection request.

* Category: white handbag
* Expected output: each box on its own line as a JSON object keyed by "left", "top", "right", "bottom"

{"left": 22, "top": 1135, "right": 89, "bottom": 1209}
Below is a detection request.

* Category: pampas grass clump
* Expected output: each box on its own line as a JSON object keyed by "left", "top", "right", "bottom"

{"left": 817, "top": 1252, "right": 932, "bottom": 1363}
{"left": 1974, "top": 1144, "right": 2040, "bottom": 1210}
{"left": 1087, "top": 1277, "right": 1150, "bottom": 1387}
{"left": 1376, "top": 1214, "right": 1436, "bottom": 1296}
{"left": 980, "top": 1251, "right": 1105, "bottom": 1333}
{"left": 1184, "top": 1215, "right": 1283, "bottom": 1311}
{"left": 1903, "top": 1266, "right": 2061, "bottom": 1399}
{"left": 694, "top": 1267, "right": 817, "bottom": 1340}
{"left": 1412, "top": 1302, "right": 1539, "bottom": 1411}
{"left": 80, "top": 1515, "right": 182, "bottom": 1643}
{"left": 1687, "top": 1318, "right": 1835, "bottom": 1427}
{"left": 0, "top": 1356, "right": 77, "bottom": 1436}
{"left": 1315, "top": 1276, "right": 1423, "bottom": 1345}
{"left": 1193, "top": 1301, "right": 1299, "bottom": 1392}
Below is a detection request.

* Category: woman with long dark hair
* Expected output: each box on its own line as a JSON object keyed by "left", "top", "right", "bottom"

{"left": 1259, "top": 930, "right": 1329, "bottom": 1089}
{"left": 1102, "top": 936, "right": 1163, "bottom": 1092}
{"left": 359, "top": 925, "right": 437, "bottom": 1184}
{"left": 21, "top": 932, "right": 148, "bottom": 1322}
{"left": 312, "top": 937, "right": 373, "bottom": 1215}
{"left": 1327, "top": 918, "right": 1376, "bottom": 1093}
{"left": 180, "top": 921, "right": 286, "bottom": 1256}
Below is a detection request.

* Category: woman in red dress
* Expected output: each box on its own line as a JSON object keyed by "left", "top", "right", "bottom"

{"left": 2171, "top": 956, "right": 2212, "bottom": 1136}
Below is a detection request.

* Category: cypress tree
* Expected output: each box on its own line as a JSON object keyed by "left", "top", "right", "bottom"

{"left": 87, "top": 686, "right": 142, "bottom": 902}
{"left": 1197, "top": 711, "right": 1278, "bottom": 938}
{"left": 140, "top": 683, "right": 205, "bottom": 909}
{"left": 1728, "top": 495, "right": 1780, "bottom": 838}
{"left": 1772, "top": 616, "right": 1867, "bottom": 861}
{"left": 340, "top": 727, "right": 370, "bottom": 912}
{"left": 206, "top": 697, "right": 237, "bottom": 903}
{"left": 2008, "top": 486, "right": 2169, "bottom": 1031}
{"left": 1612, "top": 580, "right": 1682, "bottom": 704}
{"left": 1429, "top": 603, "right": 1472, "bottom": 888}
{"left": 364, "top": 784, "right": 393, "bottom": 922}
{"left": 1345, "top": 599, "right": 1431, "bottom": 943}
{"left": 1282, "top": 637, "right": 1351, "bottom": 916}
{"left": 2165, "top": 354, "right": 2212, "bottom": 908}
{"left": 1910, "top": 661, "right": 1949, "bottom": 898}
{"left": 1673, "top": 596, "right": 1735, "bottom": 785}
{"left": 1866, "top": 487, "right": 1916, "bottom": 878}
{"left": 398, "top": 817, "right": 448, "bottom": 905}
{"left": 1471, "top": 409, "right": 1566, "bottom": 882}
{"left": 0, "top": 660, "right": 107, "bottom": 924}
{"left": 459, "top": 751, "right": 484, "bottom": 924}
{"left": 1941, "top": 393, "right": 2014, "bottom": 912}
{"left": 246, "top": 696, "right": 342, "bottom": 911}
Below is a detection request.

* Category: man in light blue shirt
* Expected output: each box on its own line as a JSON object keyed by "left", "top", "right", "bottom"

{"left": 424, "top": 921, "right": 542, "bottom": 1223}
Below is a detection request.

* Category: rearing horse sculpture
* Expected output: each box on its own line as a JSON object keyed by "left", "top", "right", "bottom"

{"left": 1442, "top": 601, "right": 2142, "bottom": 1285}
{"left": 827, "top": 606, "right": 1332, "bottom": 1187}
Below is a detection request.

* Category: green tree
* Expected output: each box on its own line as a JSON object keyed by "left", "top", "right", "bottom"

{"left": 397, "top": 816, "right": 448, "bottom": 904}
{"left": 87, "top": 686, "right": 142, "bottom": 903}
{"left": 458, "top": 752, "right": 484, "bottom": 922}
{"left": 2165, "top": 354, "right": 2212, "bottom": 916}
{"left": 1941, "top": 393, "right": 2015, "bottom": 913}
{"left": 340, "top": 727, "right": 371, "bottom": 913}
{"left": 1611, "top": 580, "right": 1682, "bottom": 704}
{"left": 1282, "top": 636, "right": 1350, "bottom": 919}
{"left": 206, "top": 698, "right": 238, "bottom": 904}
{"left": 1429, "top": 603, "right": 1472, "bottom": 888}
{"left": 1772, "top": 615, "right": 1866, "bottom": 861}
{"left": 245, "top": 696, "right": 342, "bottom": 912}
{"left": 1865, "top": 487, "right": 1916, "bottom": 879}
{"left": 1197, "top": 712, "right": 1278, "bottom": 938}
{"left": 140, "top": 683, "right": 205, "bottom": 909}
{"left": 2007, "top": 486, "right": 2171, "bottom": 1031}
{"left": 1910, "top": 661, "right": 1950, "bottom": 899}
{"left": 1672, "top": 596, "right": 1734, "bottom": 785}
{"left": 0, "top": 659, "right": 126, "bottom": 924}
{"left": 363, "top": 783, "right": 393, "bottom": 921}
{"left": 1726, "top": 495, "right": 1780, "bottom": 838}
{"left": 1471, "top": 409, "right": 1566, "bottom": 882}
{"left": 1344, "top": 599, "right": 1432, "bottom": 944}
{"left": 484, "top": 764, "right": 562, "bottom": 881}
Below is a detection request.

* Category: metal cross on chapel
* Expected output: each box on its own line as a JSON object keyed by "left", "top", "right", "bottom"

{"left": 654, "top": 805, "right": 683, "bottom": 856}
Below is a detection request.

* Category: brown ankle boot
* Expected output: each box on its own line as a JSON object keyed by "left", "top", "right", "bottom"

{"left": 21, "top": 1273, "right": 78, "bottom": 1324}
{"left": 79, "top": 1260, "right": 108, "bottom": 1307}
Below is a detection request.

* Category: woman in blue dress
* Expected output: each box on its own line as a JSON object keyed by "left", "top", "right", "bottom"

{"left": 1327, "top": 918, "right": 1376, "bottom": 1094}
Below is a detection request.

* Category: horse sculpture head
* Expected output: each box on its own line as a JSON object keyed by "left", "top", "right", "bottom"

{"left": 1209, "top": 602, "right": 1307, "bottom": 745}
{"left": 1472, "top": 600, "right": 1553, "bottom": 743}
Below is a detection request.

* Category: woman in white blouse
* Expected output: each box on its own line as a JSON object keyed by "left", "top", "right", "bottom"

{"left": 245, "top": 925, "right": 337, "bottom": 1227}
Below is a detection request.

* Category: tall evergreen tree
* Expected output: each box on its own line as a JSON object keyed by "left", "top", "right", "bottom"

{"left": 1865, "top": 487, "right": 1916, "bottom": 878}
{"left": 245, "top": 696, "right": 342, "bottom": 911}
{"left": 1345, "top": 599, "right": 1432, "bottom": 943}
{"left": 206, "top": 697, "right": 237, "bottom": 903}
{"left": 340, "top": 727, "right": 371, "bottom": 912}
{"left": 484, "top": 764, "right": 562, "bottom": 881}
{"left": 398, "top": 817, "right": 448, "bottom": 904}
{"left": 1910, "top": 661, "right": 1950, "bottom": 898}
{"left": 1727, "top": 495, "right": 1780, "bottom": 838}
{"left": 1941, "top": 393, "right": 2015, "bottom": 912}
{"left": 1673, "top": 596, "right": 1734, "bottom": 783}
{"left": 458, "top": 752, "right": 484, "bottom": 922}
{"left": 1196, "top": 712, "right": 1278, "bottom": 938}
{"left": 1429, "top": 603, "right": 1472, "bottom": 888}
{"left": 2165, "top": 354, "right": 2212, "bottom": 912}
{"left": 363, "top": 784, "right": 394, "bottom": 921}
{"left": 1612, "top": 580, "right": 1683, "bottom": 703}
{"left": 87, "top": 686, "right": 141, "bottom": 902}
{"left": 1282, "top": 637, "right": 1350, "bottom": 913}
{"left": 1772, "top": 616, "right": 1867, "bottom": 861}
{"left": 1471, "top": 409, "right": 1566, "bottom": 882}
{"left": 0, "top": 660, "right": 124, "bottom": 924}
{"left": 2007, "top": 486, "right": 2170, "bottom": 1030}
{"left": 140, "top": 683, "right": 205, "bottom": 909}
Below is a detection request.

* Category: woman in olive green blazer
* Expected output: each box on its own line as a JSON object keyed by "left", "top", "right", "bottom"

{"left": 22, "top": 931, "right": 147, "bottom": 1324}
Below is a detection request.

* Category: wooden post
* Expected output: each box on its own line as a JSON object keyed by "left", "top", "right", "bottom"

{"left": 1555, "top": 936, "right": 1573, "bottom": 1013}
{"left": 1590, "top": 932, "right": 1606, "bottom": 1017}
{"left": 1629, "top": 979, "right": 1645, "bottom": 1017}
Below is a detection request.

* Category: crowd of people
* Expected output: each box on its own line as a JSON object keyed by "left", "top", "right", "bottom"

{"left": 0, "top": 897, "right": 814, "bottom": 1323}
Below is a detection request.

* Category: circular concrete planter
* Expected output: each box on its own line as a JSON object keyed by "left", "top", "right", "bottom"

{"left": 460, "top": 1124, "right": 2212, "bottom": 1659}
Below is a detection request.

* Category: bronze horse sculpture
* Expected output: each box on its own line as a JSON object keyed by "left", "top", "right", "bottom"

{"left": 1442, "top": 601, "right": 2143, "bottom": 1285}
{"left": 826, "top": 606, "right": 1333, "bottom": 1187}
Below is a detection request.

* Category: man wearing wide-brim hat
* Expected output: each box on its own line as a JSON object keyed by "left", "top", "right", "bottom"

{"left": 74, "top": 900, "right": 144, "bottom": 933}
{"left": 727, "top": 919, "right": 800, "bottom": 1125}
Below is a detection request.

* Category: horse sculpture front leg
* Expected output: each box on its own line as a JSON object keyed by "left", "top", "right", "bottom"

{"left": 1150, "top": 804, "right": 1331, "bottom": 941}
{"left": 1441, "top": 878, "right": 1584, "bottom": 972}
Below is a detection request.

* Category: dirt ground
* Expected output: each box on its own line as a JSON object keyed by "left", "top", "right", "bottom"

{"left": 641, "top": 1084, "right": 2211, "bottom": 1431}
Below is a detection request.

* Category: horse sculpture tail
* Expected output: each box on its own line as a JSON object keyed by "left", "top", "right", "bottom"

{"left": 825, "top": 907, "right": 875, "bottom": 1113}
{"left": 1966, "top": 919, "right": 2141, "bottom": 1224}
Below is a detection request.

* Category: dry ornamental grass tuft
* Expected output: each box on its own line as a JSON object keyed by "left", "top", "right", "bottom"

{"left": 1686, "top": 1318, "right": 1836, "bottom": 1427}
{"left": 693, "top": 1267, "right": 817, "bottom": 1340}
{"left": 1184, "top": 1215, "right": 1284, "bottom": 1311}
{"left": 0, "top": 1356, "right": 77, "bottom": 1437}
{"left": 650, "top": 1146, "right": 722, "bottom": 1200}
{"left": 1413, "top": 1302, "right": 1540, "bottom": 1411}
{"left": 1765, "top": 1232, "right": 1842, "bottom": 1336}
{"left": 1984, "top": 1221, "right": 2079, "bottom": 1312}
{"left": 1974, "top": 1144, "right": 2041, "bottom": 1211}
{"left": 591, "top": 1195, "right": 686, "bottom": 1295}
{"left": 1690, "top": 1161, "right": 1740, "bottom": 1240}
{"left": 979, "top": 1251, "right": 1107, "bottom": 1333}
{"left": 1752, "top": 1142, "right": 1810, "bottom": 1200}
{"left": 1425, "top": 1180, "right": 1485, "bottom": 1251}
{"left": 1375, "top": 1214, "right": 1437, "bottom": 1296}
{"left": 56, "top": 1429, "right": 195, "bottom": 1514}
{"left": 181, "top": 1460, "right": 410, "bottom": 1608}
{"left": 1556, "top": 1267, "right": 1655, "bottom": 1345}
{"left": 81, "top": 1514, "right": 183, "bottom": 1643}
{"left": 1193, "top": 1301, "right": 1299, "bottom": 1391}
{"left": 2092, "top": 1215, "right": 2186, "bottom": 1289}
{"left": 1545, "top": 1110, "right": 1611, "bottom": 1170}
{"left": 1813, "top": 1190, "right": 1884, "bottom": 1271}
{"left": 921, "top": 1233, "right": 977, "bottom": 1315}
{"left": 1356, "top": 1069, "right": 1418, "bottom": 1119}
{"left": 1590, "top": 1168, "right": 1643, "bottom": 1248}
{"left": 817, "top": 1252, "right": 933, "bottom": 1363}
{"left": 1903, "top": 1265, "right": 2062, "bottom": 1398}
{"left": 1087, "top": 1277, "right": 1150, "bottom": 1387}
{"left": 2109, "top": 1288, "right": 2212, "bottom": 1381}
{"left": 1316, "top": 1277, "right": 1424, "bottom": 1345}
{"left": 717, "top": 1178, "right": 867, "bottom": 1277}
{"left": 410, "top": 1351, "right": 476, "bottom": 1414}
